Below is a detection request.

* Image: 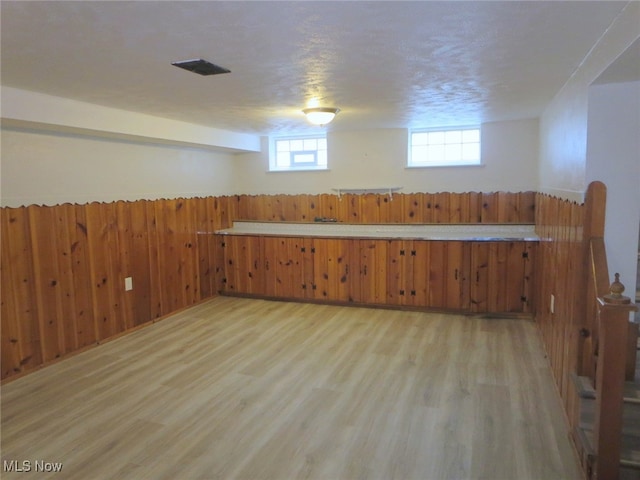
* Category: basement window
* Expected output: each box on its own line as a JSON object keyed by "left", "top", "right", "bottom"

{"left": 409, "top": 127, "right": 481, "bottom": 167}
{"left": 270, "top": 135, "right": 328, "bottom": 172}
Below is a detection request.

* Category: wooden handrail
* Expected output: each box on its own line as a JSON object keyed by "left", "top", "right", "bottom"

{"left": 577, "top": 181, "right": 639, "bottom": 480}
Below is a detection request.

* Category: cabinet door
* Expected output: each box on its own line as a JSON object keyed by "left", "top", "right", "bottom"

{"left": 268, "top": 237, "right": 305, "bottom": 299}
{"left": 223, "top": 235, "right": 262, "bottom": 295}
{"left": 444, "top": 241, "right": 470, "bottom": 310}
{"left": 427, "top": 241, "right": 469, "bottom": 310}
{"left": 387, "top": 240, "right": 421, "bottom": 307}
{"left": 311, "top": 238, "right": 354, "bottom": 302}
{"left": 360, "top": 239, "right": 388, "bottom": 305}
{"left": 470, "top": 241, "right": 532, "bottom": 313}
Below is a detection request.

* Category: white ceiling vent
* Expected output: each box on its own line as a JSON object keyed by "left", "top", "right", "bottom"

{"left": 171, "top": 58, "right": 230, "bottom": 76}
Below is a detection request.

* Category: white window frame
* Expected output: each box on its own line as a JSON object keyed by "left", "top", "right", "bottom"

{"left": 269, "top": 135, "right": 328, "bottom": 172}
{"left": 408, "top": 127, "right": 481, "bottom": 167}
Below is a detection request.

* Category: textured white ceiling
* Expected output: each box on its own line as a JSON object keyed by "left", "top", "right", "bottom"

{"left": 0, "top": 1, "right": 631, "bottom": 135}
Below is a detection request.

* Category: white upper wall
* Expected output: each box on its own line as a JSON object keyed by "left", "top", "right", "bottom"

{"left": 539, "top": 1, "right": 640, "bottom": 201}
{"left": 586, "top": 80, "right": 640, "bottom": 300}
{"left": 0, "top": 128, "right": 239, "bottom": 207}
{"left": 2, "top": 102, "right": 539, "bottom": 207}
{"left": 232, "top": 119, "right": 539, "bottom": 195}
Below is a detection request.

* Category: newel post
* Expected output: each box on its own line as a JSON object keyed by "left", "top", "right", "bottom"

{"left": 594, "top": 274, "right": 639, "bottom": 480}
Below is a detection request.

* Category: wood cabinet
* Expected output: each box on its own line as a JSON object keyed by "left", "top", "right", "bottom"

{"left": 220, "top": 235, "right": 535, "bottom": 314}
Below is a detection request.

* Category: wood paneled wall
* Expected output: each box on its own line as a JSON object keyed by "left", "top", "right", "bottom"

{"left": 0, "top": 198, "right": 226, "bottom": 380}
{"left": 1, "top": 191, "right": 535, "bottom": 381}
{"left": 227, "top": 191, "right": 536, "bottom": 224}
{"left": 534, "top": 193, "right": 586, "bottom": 417}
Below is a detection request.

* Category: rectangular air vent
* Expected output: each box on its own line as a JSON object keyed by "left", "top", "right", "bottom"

{"left": 171, "top": 58, "right": 230, "bottom": 76}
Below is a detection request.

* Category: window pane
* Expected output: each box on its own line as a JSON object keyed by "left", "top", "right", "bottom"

{"left": 412, "top": 132, "right": 429, "bottom": 146}
{"left": 462, "top": 143, "right": 480, "bottom": 162}
{"left": 444, "top": 143, "right": 461, "bottom": 162}
{"left": 427, "top": 144, "right": 445, "bottom": 162}
{"left": 409, "top": 127, "right": 481, "bottom": 167}
{"left": 317, "top": 151, "right": 327, "bottom": 166}
{"left": 462, "top": 129, "right": 480, "bottom": 143}
{"left": 276, "top": 140, "right": 290, "bottom": 152}
{"left": 292, "top": 153, "right": 316, "bottom": 164}
{"left": 270, "top": 135, "right": 328, "bottom": 172}
{"left": 290, "top": 139, "right": 303, "bottom": 151}
{"left": 427, "top": 131, "right": 445, "bottom": 144}
{"left": 444, "top": 130, "right": 461, "bottom": 144}
{"left": 410, "top": 145, "right": 426, "bottom": 163}
{"left": 303, "top": 139, "right": 317, "bottom": 150}
{"left": 276, "top": 151, "right": 290, "bottom": 167}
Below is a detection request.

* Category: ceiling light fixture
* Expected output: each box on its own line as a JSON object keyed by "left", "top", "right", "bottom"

{"left": 302, "top": 107, "right": 340, "bottom": 126}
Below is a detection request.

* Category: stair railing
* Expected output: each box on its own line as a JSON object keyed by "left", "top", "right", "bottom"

{"left": 578, "top": 182, "right": 638, "bottom": 479}
{"left": 591, "top": 270, "right": 637, "bottom": 478}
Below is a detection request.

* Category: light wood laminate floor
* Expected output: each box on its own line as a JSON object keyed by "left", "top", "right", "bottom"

{"left": 1, "top": 296, "right": 581, "bottom": 480}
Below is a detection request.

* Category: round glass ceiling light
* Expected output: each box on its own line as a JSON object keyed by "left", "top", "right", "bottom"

{"left": 302, "top": 107, "right": 340, "bottom": 126}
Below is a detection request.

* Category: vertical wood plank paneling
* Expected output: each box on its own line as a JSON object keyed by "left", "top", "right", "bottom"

{"left": 404, "top": 193, "right": 422, "bottom": 223}
{"left": 145, "top": 200, "right": 163, "bottom": 319}
{"left": 129, "top": 200, "right": 152, "bottom": 326}
{"left": 432, "top": 193, "right": 450, "bottom": 224}
{"left": 262, "top": 236, "right": 278, "bottom": 297}
{"left": 85, "top": 203, "right": 116, "bottom": 341}
{"left": 312, "top": 238, "right": 329, "bottom": 300}
{"left": 519, "top": 191, "right": 537, "bottom": 224}
{"left": 105, "top": 202, "right": 127, "bottom": 334}
{"left": 468, "top": 192, "right": 483, "bottom": 223}
{"left": 423, "top": 194, "right": 435, "bottom": 223}
{"left": 319, "top": 194, "right": 338, "bottom": 221}
{"left": 195, "top": 198, "right": 213, "bottom": 298}
{"left": 427, "top": 241, "right": 446, "bottom": 308}
{"left": 481, "top": 193, "right": 498, "bottom": 223}
{"left": 180, "top": 198, "right": 197, "bottom": 305}
{"left": 445, "top": 241, "right": 469, "bottom": 310}
{"left": 448, "top": 193, "right": 463, "bottom": 223}
{"left": 1, "top": 208, "right": 25, "bottom": 377}
{"left": 359, "top": 194, "right": 379, "bottom": 224}
{"left": 522, "top": 242, "right": 536, "bottom": 314}
{"left": 412, "top": 241, "right": 429, "bottom": 307}
{"left": 386, "top": 240, "right": 403, "bottom": 305}
{"left": 28, "top": 205, "right": 64, "bottom": 361}
{"left": 54, "top": 204, "right": 80, "bottom": 353}
{"left": 2, "top": 207, "right": 42, "bottom": 375}
{"left": 488, "top": 242, "right": 507, "bottom": 312}
{"left": 294, "top": 195, "right": 309, "bottom": 222}
{"left": 534, "top": 191, "right": 587, "bottom": 430}
{"left": 66, "top": 205, "right": 97, "bottom": 347}
{"left": 302, "top": 237, "right": 315, "bottom": 299}
{"left": 346, "top": 238, "right": 361, "bottom": 303}
{"left": 471, "top": 242, "right": 490, "bottom": 312}
{"left": 115, "top": 201, "right": 135, "bottom": 331}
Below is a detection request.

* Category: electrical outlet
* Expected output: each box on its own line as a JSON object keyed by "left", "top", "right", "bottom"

{"left": 550, "top": 294, "right": 555, "bottom": 314}
{"left": 125, "top": 277, "right": 133, "bottom": 291}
